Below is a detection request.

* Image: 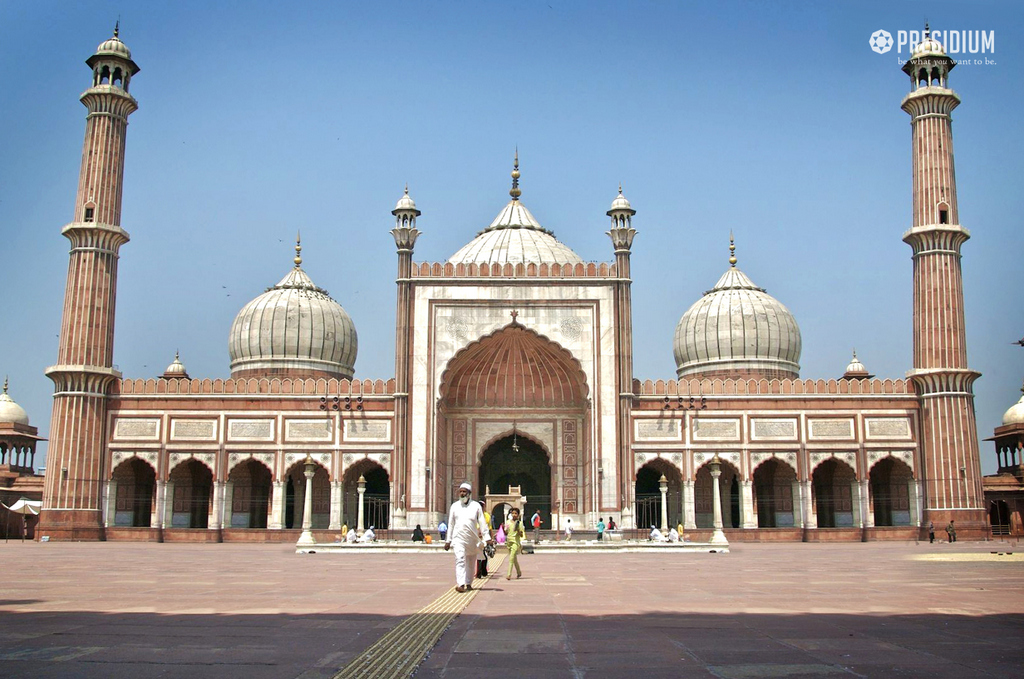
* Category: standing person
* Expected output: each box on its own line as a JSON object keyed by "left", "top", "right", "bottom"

{"left": 608, "top": 517, "right": 617, "bottom": 531}
{"left": 504, "top": 507, "right": 526, "bottom": 580}
{"left": 531, "top": 509, "right": 542, "bottom": 543}
{"left": 946, "top": 520, "right": 957, "bottom": 543}
{"left": 596, "top": 517, "right": 606, "bottom": 542}
{"left": 438, "top": 520, "right": 447, "bottom": 542}
{"left": 477, "top": 503, "right": 492, "bottom": 577}
{"left": 928, "top": 521, "right": 935, "bottom": 543}
{"left": 564, "top": 517, "right": 573, "bottom": 541}
{"left": 444, "top": 483, "right": 491, "bottom": 592}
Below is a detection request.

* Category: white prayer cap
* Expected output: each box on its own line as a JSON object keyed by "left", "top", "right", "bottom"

{"left": 459, "top": 482, "right": 472, "bottom": 492}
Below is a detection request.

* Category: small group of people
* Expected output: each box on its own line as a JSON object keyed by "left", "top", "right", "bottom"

{"left": 927, "top": 520, "right": 958, "bottom": 543}
{"left": 444, "top": 483, "right": 526, "bottom": 591}
{"left": 649, "top": 523, "right": 683, "bottom": 543}
{"left": 340, "top": 522, "right": 376, "bottom": 543}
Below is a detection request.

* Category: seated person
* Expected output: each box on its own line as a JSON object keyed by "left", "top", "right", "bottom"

{"left": 358, "top": 526, "right": 376, "bottom": 543}
{"left": 649, "top": 525, "right": 669, "bottom": 542}
{"left": 668, "top": 527, "right": 680, "bottom": 542}
{"left": 346, "top": 527, "right": 358, "bottom": 543}
{"left": 412, "top": 524, "right": 425, "bottom": 542}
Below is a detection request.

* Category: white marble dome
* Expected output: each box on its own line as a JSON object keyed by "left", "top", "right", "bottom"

{"left": 163, "top": 352, "right": 187, "bottom": 377}
{"left": 1002, "top": 390, "right": 1024, "bottom": 426}
{"left": 674, "top": 264, "right": 802, "bottom": 379}
{"left": 0, "top": 380, "right": 29, "bottom": 426}
{"left": 912, "top": 33, "right": 946, "bottom": 58}
{"left": 228, "top": 246, "right": 357, "bottom": 378}
{"left": 449, "top": 199, "right": 583, "bottom": 266}
{"left": 96, "top": 35, "right": 132, "bottom": 60}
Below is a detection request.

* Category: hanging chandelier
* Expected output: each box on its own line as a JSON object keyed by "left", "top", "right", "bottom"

{"left": 511, "top": 421, "right": 519, "bottom": 452}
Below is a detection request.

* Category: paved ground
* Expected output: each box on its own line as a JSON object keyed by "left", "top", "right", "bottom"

{"left": 1, "top": 539, "right": 1023, "bottom": 678}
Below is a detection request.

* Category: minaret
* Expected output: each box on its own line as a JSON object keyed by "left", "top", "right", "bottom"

{"left": 391, "top": 185, "right": 421, "bottom": 527}
{"left": 607, "top": 186, "right": 637, "bottom": 526}
{"left": 39, "top": 27, "right": 140, "bottom": 540}
{"left": 900, "top": 27, "right": 985, "bottom": 535}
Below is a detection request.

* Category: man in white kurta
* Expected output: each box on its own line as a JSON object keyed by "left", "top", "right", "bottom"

{"left": 444, "top": 483, "right": 491, "bottom": 592}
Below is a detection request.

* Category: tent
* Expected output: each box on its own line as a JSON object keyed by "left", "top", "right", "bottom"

{"left": 3, "top": 498, "right": 42, "bottom": 515}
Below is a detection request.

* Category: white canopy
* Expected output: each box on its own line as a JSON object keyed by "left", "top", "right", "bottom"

{"left": 3, "top": 498, "right": 41, "bottom": 515}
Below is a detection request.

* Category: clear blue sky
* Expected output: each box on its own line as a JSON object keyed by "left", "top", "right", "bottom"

{"left": 1, "top": 1, "right": 1021, "bottom": 474}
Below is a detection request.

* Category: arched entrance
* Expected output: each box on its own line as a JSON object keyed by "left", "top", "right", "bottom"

{"left": 112, "top": 457, "right": 155, "bottom": 527}
{"left": 813, "top": 458, "right": 856, "bottom": 528}
{"left": 479, "top": 433, "right": 551, "bottom": 530}
{"left": 869, "top": 457, "right": 912, "bottom": 526}
{"left": 285, "top": 461, "right": 329, "bottom": 529}
{"left": 437, "top": 319, "right": 590, "bottom": 527}
{"left": 753, "top": 458, "right": 797, "bottom": 528}
{"left": 343, "top": 461, "right": 391, "bottom": 530}
{"left": 227, "top": 459, "right": 272, "bottom": 528}
{"left": 169, "top": 459, "right": 212, "bottom": 528}
{"left": 634, "top": 460, "right": 682, "bottom": 530}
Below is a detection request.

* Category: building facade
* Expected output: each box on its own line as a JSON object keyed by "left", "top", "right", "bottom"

{"left": 38, "top": 28, "right": 988, "bottom": 542}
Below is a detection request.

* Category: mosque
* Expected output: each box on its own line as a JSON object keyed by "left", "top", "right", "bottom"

{"left": 37, "top": 28, "right": 993, "bottom": 542}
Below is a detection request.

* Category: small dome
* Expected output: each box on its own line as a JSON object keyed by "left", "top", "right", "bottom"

{"left": 843, "top": 350, "right": 872, "bottom": 378}
{"left": 674, "top": 254, "right": 801, "bottom": 379}
{"left": 609, "top": 186, "right": 633, "bottom": 213}
{"left": 163, "top": 352, "right": 188, "bottom": 378}
{"left": 228, "top": 240, "right": 357, "bottom": 378}
{"left": 96, "top": 35, "right": 132, "bottom": 60}
{"left": 0, "top": 379, "right": 29, "bottom": 426}
{"left": 393, "top": 185, "right": 419, "bottom": 214}
{"left": 1003, "top": 385, "right": 1024, "bottom": 426}
{"left": 912, "top": 33, "right": 946, "bottom": 58}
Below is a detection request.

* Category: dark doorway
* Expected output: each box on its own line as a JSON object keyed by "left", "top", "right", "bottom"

{"left": 479, "top": 434, "right": 551, "bottom": 529}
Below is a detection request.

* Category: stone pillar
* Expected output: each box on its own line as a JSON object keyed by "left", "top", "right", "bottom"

{"left": 329, "top": 480, "right": 342, "bottom": 530}
{"left": 163, "top": 482, "right": 175, "bottom": 529}
{"left": 801, "top": 480, "right": 816, "bottom": 529}
{"left": 682, "top": 480, "right": 696, "bottom": 529}
{"left": 357, "top": 474, "right": 367, "bottom": 532}
{"left": 851, "top": 480, "right": 863, "bottom": 528}
{"left": 104, "top": 480, "right": 116, "bottom": 527}
{"left": 861, "top": 479, "right": 874, "bottom": 528}
{"left": 222, "top": 482, "right": 234, "bottom": 529}
{"left": 152, "top": 480, "right": 164, "bottom": 529}
{"left": 709, "top": 455, "right": 729, "bottom": 546}
{"left": 909, "top": 479, "right": 922, "bottom": 527}
{"left": 269, "top": 480, "right": 284, "bottom": 530}
{"left": 740, "top": 480, "right": 756, "bottom": 529}
{"left": 791, "top": 480, "right": 802, "bottom": 528}
{"left": 658, "top": 475, "right": 668, "bottom": 532}
{"left": 211, "top": 481, "right": 224, "bottom": 531}
{"left": 297, "top": 456, "right": 317, "bottom": 547}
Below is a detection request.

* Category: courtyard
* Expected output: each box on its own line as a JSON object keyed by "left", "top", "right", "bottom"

{"left": 1, "top": 540, "right": 1022, "bottom": 678}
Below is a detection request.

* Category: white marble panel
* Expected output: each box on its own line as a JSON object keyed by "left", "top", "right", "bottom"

{"left": 344, "top": 420, "right": 391, "bottom": 441}
{"left": 113, "top": 417, "right": 160, "bottom": 441}
{"left": 691, "top": 418, "right": 740, "bottom": 441}
{"left": 808, "top": 418, "right": 856, "bottom": 440}
{"left": 285, "top": 419, "right": 333, "bottom": 442}
{"left": 170, "top": 419, "right": 217, "bottom": 441}
{"left": 227, "top": 419, "right": 275, "bottom": 441}
{"left": 634, "top": 418, "right": 682, "bottom": 441}
{"left": 865, "top": 418, "right": 912, "bottom": 440}
{"left": 750, "top": 418, "right": 797, "bottom": 441}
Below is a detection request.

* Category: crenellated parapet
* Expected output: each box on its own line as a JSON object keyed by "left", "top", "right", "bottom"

{"left": 633, "top": 377, "right": 913, "bottom": 396}
{"left": 410, "top": 261, "right": 616, "bottom": 279}
{"left": 114, "top": 376, "right": 396, "bottom": 396}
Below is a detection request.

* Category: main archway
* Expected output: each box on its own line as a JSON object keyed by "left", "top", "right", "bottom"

{"left": 437, "top": 319, "right": 590, "bottom": 526}
{"left": 479, "top": 433, "right": 552, "bottom": 529}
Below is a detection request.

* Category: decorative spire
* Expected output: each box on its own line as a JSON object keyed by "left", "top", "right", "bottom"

{"left": 509, "top": 148, "right": 521, "bottom": 201}
{"left": 729, "top": 231, "right": 737, "bottom": 267}
{"left": 2, "top": 376, "right": 7, "bottom": 395}
{"left": 404, "top": 183, "right": 409, "bottom": 196}
{"left": 924, "top": 21, "right": 930, "bottom": 38}
{"left": 294, "top": 231, "right": 302, "bottom": 268}
{"left": 114, "top": 19, "right": 120, "bottom": 38}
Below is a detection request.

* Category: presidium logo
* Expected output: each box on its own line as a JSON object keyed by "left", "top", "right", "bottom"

{"left": 869, "top": 30, "right": 894, "bottom": 54}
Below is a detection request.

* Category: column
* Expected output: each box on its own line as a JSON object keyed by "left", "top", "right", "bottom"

{"left": 103, "top": 480, "right": 116, "bottom": 527}
{"left": 269, "top": 480, "right": 284, "bottom": 529}
{"left": 682, "top": 480, "right": 696, "bottom": 530}
{"left": 297, "top": 457, "right": 316, "bottom": 546}
{"left": 659, "top": 475, "right": 668, "bottom": 532}
{"left": 211, "top": 481, "right": 224, "bottom": 531}
{"left": 709, "top": 456, "right": 728, "bottom": 546}
{"left": 152, "top": 480, "right": 164, "bottom": 529}
{"left": 221, "top": 482, "right": 234, "bottom": 529}
{"left": 357, "top": 475, "right": 367, "bottom": 532}
{"left": 801, "top": 480, "right": 816, "bottom": 529}
{"left": 861, "top": 479, "right": 874, "bottom": 528}
{"left": 329, "top": 480, "right": 342, "bottom": 530}
{"left": 740, "top": 480, "right": 756, "bottom": 529}
{"left": 909, "top": 479, "right": 921, "bottom": 527}
{"left": 791, "top": 480, "right": 802, "bottom": 528}
{"left": 851, "top": 480, "right": 863, "bottom": 528}
{"left": 163, "top": 482, "right": 175, "bottom": 529}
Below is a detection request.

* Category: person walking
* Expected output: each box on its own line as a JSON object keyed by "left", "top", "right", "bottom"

{"left": 444, "top": 483, "right": 491, "bottom": 592}
{"left": 504, "top": 507, "right": 526, "bottom": 580}
{"left": 531, "top": 510, "right": 542, "bottom": 543}
{"left": 946, "top": 520, "right": 957, "bottom": 543}
{"left": 438, "top": 520, "right": 447, "bottom": 542}
{"left": 596, "top": 517, "right": 606, "bottom": 542}
{"left": 564, "top": 517, "right": 573, "bottom": 541}
{"left": 928, "top": 521, "right": 935, "bottom": 543}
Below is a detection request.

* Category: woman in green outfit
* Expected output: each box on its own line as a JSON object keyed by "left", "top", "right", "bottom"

{"left": 504, "top": 507, "right": 526, "bottom": 580}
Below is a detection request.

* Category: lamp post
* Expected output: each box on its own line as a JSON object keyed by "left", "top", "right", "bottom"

{"left": 709, "top": 454, "right": 729, "bottom": 547}
{"left": 297, "top": 455, "right": 317, "bottom": 548}
{"left": 659, "top": 474, "right": 669, "bottom": 532}
{"left": 357, "top": 474, "right": 367, "bottom": 534}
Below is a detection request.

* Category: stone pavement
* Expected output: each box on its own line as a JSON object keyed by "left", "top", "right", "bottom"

{"left": 1, "top": 540, "right": 1022, "bottom": 678}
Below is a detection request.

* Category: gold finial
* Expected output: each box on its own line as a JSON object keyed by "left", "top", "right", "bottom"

{"left": 294, "top": 231, "right": 302, "bottom": 268}
{"left": 175, "top": 349, "right": 180, "bottom": 361}
{"left": 618, "top": 183, "right": 623, "bottom": 195}
{"left": 114, "top": 20, "right": 120, "bottom": 38}
{"left": 510, "top": 148, "right": 521, "bottom": 200}
{"left": 729, "top": 231, "right": 737, "bottom": 267}
{"left": 2, "top": 376, "right": 7, "bottom": 395}
{"left": 404, "top": 183, "right": 409, "bottom": 195}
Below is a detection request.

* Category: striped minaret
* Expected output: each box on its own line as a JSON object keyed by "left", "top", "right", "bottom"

{"left": 900, "top": 26, "right": 985, "bottom": 536}
{"left": 39, "top": 26, "right": 139, "bottom": 540}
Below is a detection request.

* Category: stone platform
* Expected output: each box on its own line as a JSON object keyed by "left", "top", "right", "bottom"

{"left": 297, "top": 539, "right": 728, "bottom": 554}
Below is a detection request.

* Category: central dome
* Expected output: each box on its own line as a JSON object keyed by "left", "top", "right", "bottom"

{"left": 448, "top": 155, "right": 583, "bottom": 266}
{"left": 674, "top": 241, "right": 801, "bottom": 380}
{"left": 228, "top": 239, "right": 357, "bottom": 379}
